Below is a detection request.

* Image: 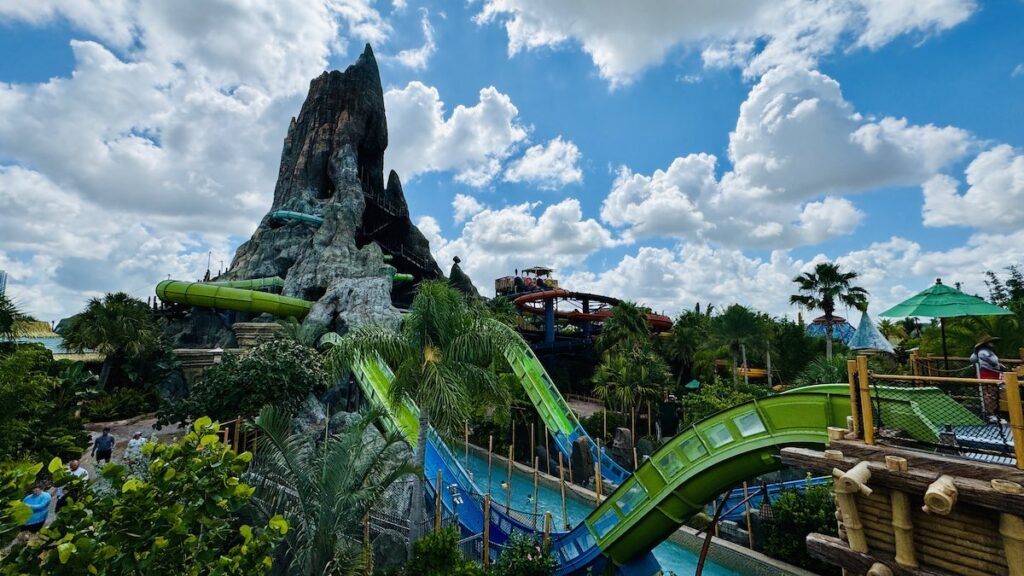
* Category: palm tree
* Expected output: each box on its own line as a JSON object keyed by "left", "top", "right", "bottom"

{"left": 596, "top": 301, "right": 651, "bottom": 355}
{"left": 59, "top": 292, "right": 162, "bottom": 389}
{"left": 877, "top": 319, "right": 906, "bottom": 344}
{"left": 592, "top": 348, "right": 669, "bottom": 439}
{"left": 330, "top": 280, "right": 517, "bottom": 544}
{"left": 709, "top": 304, "right": 761, "bottom": 384}
{"left": 0, "top": 293, "right": 24, "bottom": 339}
{"left": 248, "top": 404, "right": 418, "bottom": 576}
{"left": 789, "top": 263, "right": 869, "bottom": 361}
{"left": 667, "top": 304, "right": 713, "bottom": 387}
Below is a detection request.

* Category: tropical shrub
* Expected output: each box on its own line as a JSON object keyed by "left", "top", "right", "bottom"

{"left": 403, "top": 527, "right": 481, "bottom": 576}
{"left": 247, "top": 404, "right": 417, "bottom": 576}
{"left": 763, "top": 485, "right": 839, "bottom": 575}
{"left": 0, "top": 345, "right": 89, "bottom": 463}
{"left": 0, "top": 461, "right": 42, "bottom": 540}
{"left": 579, "top": 410, "right": 627, "bottom": 444}
{"left": 491, "top": 533, "right": 557, "bottom": 576}
{"left": 82, "top": 388, "right": 157, "bottom": 422}
{"left": 681, "top": 378, "right": 766, "bottom": 427}
{"left": 793, "top": 355, "right": 850, "bottom": 388}
{"left": 3, "top": 417, "right": 287, "bottom": 575}
{"left": 159, "top": 337, "right": 327, "bottom": 425}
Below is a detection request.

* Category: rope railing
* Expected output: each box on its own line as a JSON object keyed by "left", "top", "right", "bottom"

{"left": 848, "top": 354, "right": 1024, "bottom": 469}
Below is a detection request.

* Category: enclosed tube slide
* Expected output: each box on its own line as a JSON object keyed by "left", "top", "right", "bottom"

{"left": 513, "top": 289, "right": 673, "bottom": 332}
{"left": 156, "top": 279, "right": 312, "bottom": 318}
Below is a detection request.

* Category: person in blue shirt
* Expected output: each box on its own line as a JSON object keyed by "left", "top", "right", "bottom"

{"left": 92, "top": 428, "right": 115, "bottom": 464}
{"left": 22, "top": 485, "right": 51, "bottom": 533}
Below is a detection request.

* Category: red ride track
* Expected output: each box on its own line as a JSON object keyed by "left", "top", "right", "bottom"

{"left": 512, "top": 289, "right": 673, "bottom": 332}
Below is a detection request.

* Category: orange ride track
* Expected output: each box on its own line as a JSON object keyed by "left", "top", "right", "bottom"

{"left": 512, "top": 289, "right": 673, "bottom": 332}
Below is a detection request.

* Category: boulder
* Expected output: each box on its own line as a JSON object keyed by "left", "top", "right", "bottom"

{"left": 569, "top": 437, "right": 594, "bottom": 486}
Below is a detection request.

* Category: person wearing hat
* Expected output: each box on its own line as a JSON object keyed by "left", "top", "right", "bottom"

{"left": 970, "top": 335, "right": 1005, "bottom": 416}
{"left": 125, "top": 430, "right": 147, "bottom": 467}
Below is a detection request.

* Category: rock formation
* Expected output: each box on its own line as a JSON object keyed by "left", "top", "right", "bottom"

{"left": 448, "top": 256, "right": 480, "bottom": 298}
{"left": 221, "top": 44, "right": 467, "bottom": 334}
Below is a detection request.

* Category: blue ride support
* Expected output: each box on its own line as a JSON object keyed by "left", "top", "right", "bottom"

{"left": 545, "top": 297, "right": 556, "bottom": 344}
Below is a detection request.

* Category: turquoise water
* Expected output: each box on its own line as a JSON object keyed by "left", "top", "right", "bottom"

{"left": 15, "top": 336, "right": 64, "bottom": 352}
{"left": 461, "top": 453, "right": 739, "bottom": 576}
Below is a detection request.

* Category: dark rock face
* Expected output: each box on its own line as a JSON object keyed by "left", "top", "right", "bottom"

{"left": 448, "top": 257, "right": 480, "bottom": 298}
{"left": 224, "top": 44, "right": 450, "bottom": 332}
{"left": 569, "top": 437, "right": 594, "bottom": 486}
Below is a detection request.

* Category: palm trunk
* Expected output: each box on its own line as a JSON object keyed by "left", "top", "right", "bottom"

{"left": 765, "top": 340, "right": 773, "bottom": 388}
{"left": 825, "top": 321, "right": 834, "bottom": 362}
{"left": 409, "top": 411, "right": 429, "bottom": 555}
{"left": 98, "top": 357, "right": 114, "bottom": 391}
{"left": 741, "top": 344, "right": 749, "bottom": 386}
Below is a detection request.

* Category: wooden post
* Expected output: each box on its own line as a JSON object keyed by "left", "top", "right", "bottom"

{"left": 511, "top": 416, "right": 516, "bottom": 463}
{"left": 1000, "top": 513, "right": 1024, "bottom": 576}
{"left": 910, "top": 349, "right": 920, "bottom": 383}
{"left": 544, "top": 425, "right": 551, "bottom": 476}
{"left": 530, "top": 422, "right": 535, "bottom": 469}
{"left": 647, "top": 401, "right": 652, "bottom": 437}
{"left": 766, "top": 343, "right": 773, "bottom": 388}
{"left": 603, "top": 408, "right": 607, "bottom": 440}
{"left": 742, "top": 481, "right": 753, "bottom": 549}
{"left": 533, "top": 456, "right": 539, "bottom": 530}
{"left": 464, "top": 423, "right": 469, "bottom": 467}
{"left": 506, "top": 445, "right": 513, "bottom": 509}
{"left": 922, "top": 475, "right": 958, "bottom": 515}
{"left": 434, "top": 469, "right": 443, "bottom": 533}
{"left": 1005, "top": 371, "right": 1024, "bottom": 470}
{"left": 595, "top": 444, "right": 603, "bottom": 505}
{"left": 857, "top": 355, "right": 874, "bottom": 445}
{"left": 483, "top": 495, "right": 491, "bottom": 568}
{"left": 631, "top": 407, "right": 636, "bottom": 446}
{"left": 487, "top": 435, "right": 493, "bottom": 493}
{"left": 846, "top": 359, "right": 861, "bottom": 438}
{"left": 558, "top": 452, "right": 569, "bottom": 529}
{"left": 885, "top": 456, "right": 917, "bottom": 568}
{"left": 633, "top": 447, "right": 639, "bottom": 471}
{"left": 543, "top": 511, "right": 552, "bottom": 550}
{"left": 233, "top": 416, "right": 241, "bottom": 452}
{"left": 832, "top": 461, "right": 872, "bottom": 553}
{"left": 711, "top": 498, "right": 719, "bottom": 537}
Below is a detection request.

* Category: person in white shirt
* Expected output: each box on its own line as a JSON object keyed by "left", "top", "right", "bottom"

{"left": 126, "top": 431, "right": 147, "bottom": 466}
{"left": 55, "top": 459, "right": 89, "bottom": 512}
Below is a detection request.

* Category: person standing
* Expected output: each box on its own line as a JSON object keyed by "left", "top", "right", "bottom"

{"left": 55, "top": 460, "right": 89, "bottom": 512}
{"left": 970, "top": 335, "right": 1005, "bottom": 417}
{"left": 21, "top": 485, "right": 51, "bottom": 533}
{"left": 125, "top": 431, "right": 146, "bottom": 466}
{"left": 92, "top": 428, "right": 115, "bottom": 464}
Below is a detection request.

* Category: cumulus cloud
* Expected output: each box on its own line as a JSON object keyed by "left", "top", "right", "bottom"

{"left": 0, "top": 0, "right": 391, "bottom": 318}
{"left": 475, "top": 0, "right": 975, "bottom": 84}
{"left": 418, "top": 197, "right": 617, "bottom": 294}
{"left": 384, "top": 82, "right": 528, "bottom": 186}
{"left": 600, "top": 67, "right": 972, "bottom": 247}
{"left": 452, "top": 194, "right": 485, "bottom": 224}
{"left": 385, "top": 8, "right": 436, "bottom": 70}
{"left": 922, "top": 145, "right": 1024, "bottom": 229}
{"left": 503, "top": 136, "right": 583, "bottom": 190}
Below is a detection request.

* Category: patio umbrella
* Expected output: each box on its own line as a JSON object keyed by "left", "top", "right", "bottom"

{"left": 878, "top": 278, "right": 1011, "bottom": 368}
{"left": 848, "top": 309, "right": 895, "bottom": 354}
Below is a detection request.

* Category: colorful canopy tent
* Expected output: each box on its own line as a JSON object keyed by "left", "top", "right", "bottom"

{"left": 879, "top": 278, "right": 1012, "bottom": 367}
{"left": 848, "top": 310, "right": 895, "bottom": 354}
{"left": 804, "top": 314, "right": 855, "bottom": 344}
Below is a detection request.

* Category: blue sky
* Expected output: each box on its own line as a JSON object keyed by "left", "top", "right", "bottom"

{"left": 0, "top": 1, "right": 1022, "bottom": 320}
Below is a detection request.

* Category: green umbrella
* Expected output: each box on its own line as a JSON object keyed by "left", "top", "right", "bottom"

{"left": 879, "top": 278, "right": 1012, "bottom": 367}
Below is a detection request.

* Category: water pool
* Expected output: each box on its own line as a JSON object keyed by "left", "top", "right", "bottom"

{"left": 460, "top": 452, "right": 739, "bottom": 576}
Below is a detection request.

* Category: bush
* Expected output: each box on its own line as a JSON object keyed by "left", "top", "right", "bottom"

{"left": 763, "top": 485, "right": 839, "bottom": 575}
{"left": 681, "top": 377, "right": 766, "bottom": 427}
{"left": 3, "top": 417, "right": 288, "bottom": 575}
{"left": 159, "top": 338, "right": 327, "bottom": 425}
{"left": 491, "top": 533, "right": 557, "bottom": 576}
{"left": 579, "top": 410, "right": 627, "bottom": 444}
{"left": 404, "top": 527, "right": 481, "bottom": 576}
{"left": 82, "top": 388, "right": 158, "bottom": 422}
{"left": 0, "top": 344, "right": 89, "bottom": 463}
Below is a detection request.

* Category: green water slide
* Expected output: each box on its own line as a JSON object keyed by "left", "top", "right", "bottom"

{"left": 156, "top": 279, "right": 312, "bottom": 318}
{"left": 203, "top": 276, "right": 285, "bottom": 291}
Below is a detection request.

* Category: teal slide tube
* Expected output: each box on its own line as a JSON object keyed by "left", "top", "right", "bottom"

{"left": 156, "top": 280, "right": 312, "bottom": 318}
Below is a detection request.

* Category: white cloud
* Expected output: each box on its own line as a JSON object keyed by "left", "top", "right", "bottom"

{"left": 503, "top": 136, "right": 583, "bottom": 190}
{"left": 419, "top": 197, "right": 618, "bottom": 294}
{"left": 452, "top": 194, "right": 485, "bottom": 224}
{"left": 1014, "top": 64, "right": 1024, "bottom": 78}
{"left": 0, "top": 0, "right": 391, "bottom": 318}
{"left": 599, "top": 67, "right": 971, "bottom": 248}
{"left": 384, "top": 82, "right": 528, "bottom": 186}
{"left": 922, "top": 145, "right": 1024, "bottom": 230}
{"left": 475, "top": 0, "right": 975, "bottom": 84}
{"left": 386, "top": 9, "right": 436, "bottom": 70}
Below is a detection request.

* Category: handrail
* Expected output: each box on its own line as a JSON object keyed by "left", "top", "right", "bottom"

{"left": 870, "top": 372, "right": 1007, "bottom": 385}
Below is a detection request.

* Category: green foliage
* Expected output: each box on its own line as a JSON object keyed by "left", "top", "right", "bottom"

{"left": 491, "top": 533, "right": 557, "bottom": 576}
{"left": 592, "top": 348, "right": 670, "bottom": 412}
{"left": 0, "top": 345, "right": 89, "bottom": 463}
{"left": 596, "top": 301, "right": 652, "bottom": 355}
{"left": 681, "top": 378, "right": 766, "bottom": 427}
{"left": 666, "top": 304, "right": 713, "bottom": 384}
{"left": 789, "top": 262, "right": 868, "bottom": 361}
{"left": 59, "top": 292, "right": 166, "bottom": 390}
{"left": 793, "top": 354, "right": 850, "bottom": 387}
{"left": 579, "top": 410, "right": 627, "bottom": 444}
{"left": 0, "top": 292, "right": 25, "bottom": 339}
{"left": 4, "top": 417, "right": 287, "bottom": 575}
{"left": 770, "top": 320, "right": 820, "bottom": 385}
{"left": 404, "top": 527, "right": 481, "bottom": 576}
{"left": 763, "top": 485, "right": 839, "bottom": 575}
{"left": 159, "top": 337, "right": 327, "bottom": 425}
{"left": 82, "top": 387, "right": 157, "bottom": 422}
{"left": 248, "top": 404, "right": 418, "bottom": 576}
{"left": 0, "top": 461, "right": 42, "bottom": 540}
